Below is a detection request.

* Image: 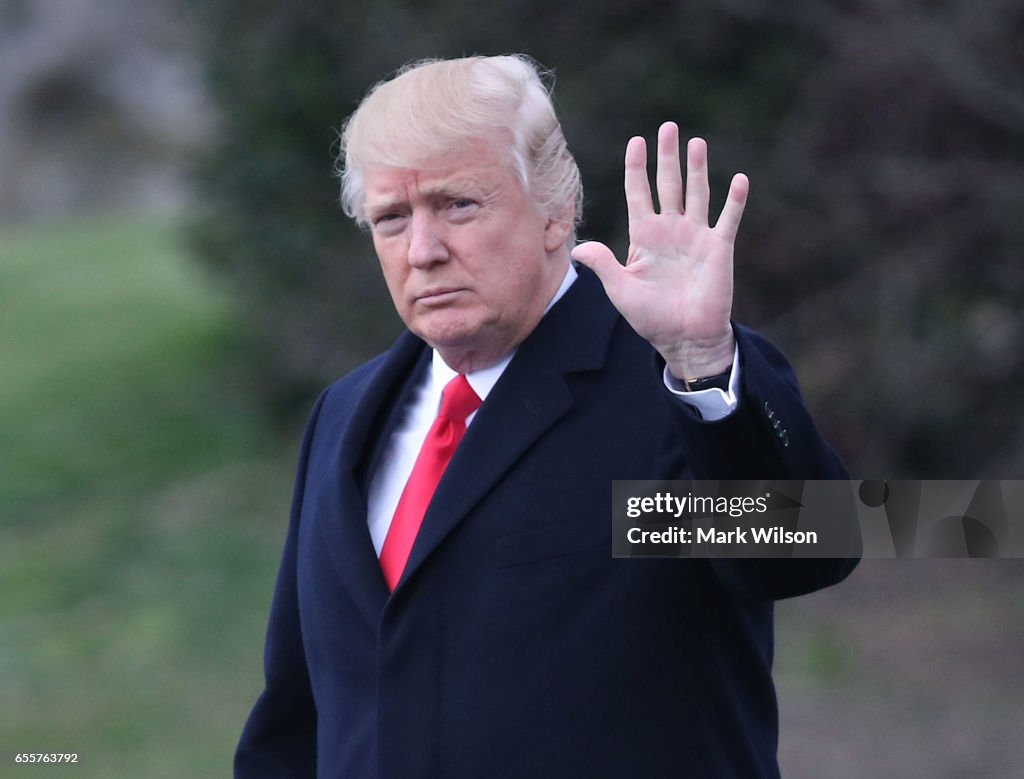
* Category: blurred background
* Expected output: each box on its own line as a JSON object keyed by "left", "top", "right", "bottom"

{"left": 1, "top": 0, "right": 1022, "bottom": 775}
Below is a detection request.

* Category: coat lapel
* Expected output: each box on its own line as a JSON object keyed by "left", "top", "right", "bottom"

{"left": 396, "top": 266, "right": 619, "bottom": 591}
{"left": 314, "top": 331, "right": 429, "bottom": 627}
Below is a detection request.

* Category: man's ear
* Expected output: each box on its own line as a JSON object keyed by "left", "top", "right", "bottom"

{"left": 543, "top": 203, "right": 575, "bottom": 252}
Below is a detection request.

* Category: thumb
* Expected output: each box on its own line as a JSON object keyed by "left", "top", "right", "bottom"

{"left": 571, "top": 241, "right": 623, "bottom": 289}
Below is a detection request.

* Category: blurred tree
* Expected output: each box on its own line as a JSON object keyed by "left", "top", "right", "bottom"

{"left": 750, "top": 2, "right": 1024, "bottom": 478}
{"left": 186, "top": 0, "right": 1024, "bottom": 477}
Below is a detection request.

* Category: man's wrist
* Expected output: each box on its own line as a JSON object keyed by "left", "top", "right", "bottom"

{"left": 662, "top": 332, "right": 736, "bottom": 383}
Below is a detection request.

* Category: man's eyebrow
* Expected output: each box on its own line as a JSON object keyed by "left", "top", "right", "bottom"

{"left": 419, "top": 178, "right": 489, "bottom": 198}
{"left": 364, "top": 197, "right": 406, "bottom": 216}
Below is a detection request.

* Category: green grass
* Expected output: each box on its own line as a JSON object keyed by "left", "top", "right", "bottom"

{"left": 0, "top": 214, "right": 292, "bottom": 776}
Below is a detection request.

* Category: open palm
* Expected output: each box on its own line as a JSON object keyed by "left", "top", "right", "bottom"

{"left": 572, "top": 122, "right": 748, "bottom": 380}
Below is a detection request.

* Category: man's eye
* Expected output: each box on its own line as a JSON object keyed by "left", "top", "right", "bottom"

{"left": 447, "top": 199, "right": 479, "bottom": 219}
{"left": 372, "top": 213, "right": 405, "bottom": 229}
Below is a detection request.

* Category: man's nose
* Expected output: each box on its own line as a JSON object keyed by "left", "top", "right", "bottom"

{"left": 407, "top": 211, "right": 449, "bottom": 268}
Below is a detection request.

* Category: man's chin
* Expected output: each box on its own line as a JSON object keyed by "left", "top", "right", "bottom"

{"left": 412, "top": 317, "right": 515, "bottom": 370}
{"left": 411, "top": 315, "right": 482, "bottom": 351}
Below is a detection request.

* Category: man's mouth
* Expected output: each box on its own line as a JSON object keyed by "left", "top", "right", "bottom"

{"left": 416, "top": 287, "right": 465, "bottom": 305}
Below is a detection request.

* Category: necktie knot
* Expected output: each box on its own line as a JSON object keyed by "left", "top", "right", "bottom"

{"left": 438, "top": 374, "right": 481, "bottom": 424}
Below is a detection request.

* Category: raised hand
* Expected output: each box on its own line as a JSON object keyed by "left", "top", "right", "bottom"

{"left": 571, "top": 121, "right": 748, "bottom": 381}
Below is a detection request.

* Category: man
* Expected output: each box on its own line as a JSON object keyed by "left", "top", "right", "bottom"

{"left": 236, "top": 55, "right": 856, "bottom": 778}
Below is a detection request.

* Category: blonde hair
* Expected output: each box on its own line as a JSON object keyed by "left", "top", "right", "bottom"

{"left": 337, "top": 55, "right": 582, "bottom": 242}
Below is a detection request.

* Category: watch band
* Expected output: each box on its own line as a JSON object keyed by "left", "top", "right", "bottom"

{"left": 682, "top": 367, "right": 732, "bottom": 393}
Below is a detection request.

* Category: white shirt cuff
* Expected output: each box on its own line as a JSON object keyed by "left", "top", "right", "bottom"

{"left": 662, "top": 345, "right": 741, "bottom": 421}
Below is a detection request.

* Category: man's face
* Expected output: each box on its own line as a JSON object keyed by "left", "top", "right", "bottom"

{"left": 362, "top": 139, "right": 570, "bottom": 372}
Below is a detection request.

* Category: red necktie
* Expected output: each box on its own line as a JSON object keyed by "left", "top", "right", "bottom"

{"left": 379, "top": 374, "right": 481, "bottom": 590}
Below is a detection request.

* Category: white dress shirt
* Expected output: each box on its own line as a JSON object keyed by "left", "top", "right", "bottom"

{"left": 366, "top": 263, "right": 741, "bottom": 553}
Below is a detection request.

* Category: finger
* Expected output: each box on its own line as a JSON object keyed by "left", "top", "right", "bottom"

{"left": 685, "top": 137, "right": 710, "bottom": 224}
{"left": 624, "top": 136, "right": 654, "bottom": 222}
{"left": 571, "top": 241, "right": 625, "bottom": 294}
{"left": 655, "top": 122, "right": 683, "bottom": 214}
{"left": 714, "top": 173, "right": 749, "bottom": 243}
